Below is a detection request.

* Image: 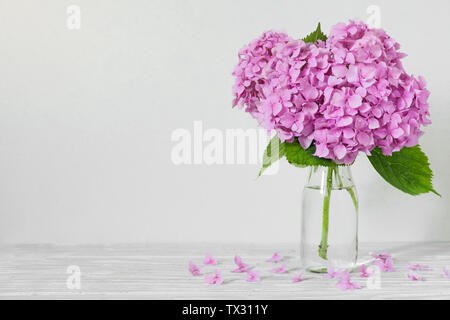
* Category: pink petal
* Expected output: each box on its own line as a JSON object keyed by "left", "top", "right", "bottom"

{"left": 234, "top": 255, "right": 243, "bottom": 266}
{"left": 272, "top": 102, "right": 283, "bottom": 116}
{"left": 368, "top": 118, "right": 380, "bottom": 129}
{"left": 245, "top": 270, "right": 260, "bottom": 282}
{"left": 292, "top": 271, "right": 305, "bottom": 283}
{"left": 360, "top": 65, "right": 376, "bottom": 79}
{"left": 359, "top": 264, "right": 373, "bottom": 278}
{"left": 302, "top": 85, "right": 319, "bottom": 100}
{"left": 266, "top": 252, "right": 283, "bottom": 263}
{"left": 336, "top": 116, "right": 353, "bottom": 127}
{"left": 323, "top": 267, "right": 342, "bottom": 279}
{"left": 355, "top": 86, "right": 367, "bottom": 97}
{"left": 391, "top": 127, "right": 404, "bottom": 139}
{"left": 370, "top": 252, "right": 392, "bottom": 262}
{"left": 203, "top": 253, "right": 218, "bottom": 265}
{"left": 332, "top": 65, "right": 347, "bottom": 78}
{"left": 345, "top": 53, "right": 355, "bottom": 64}
{"left": 189, "top": 261, "right": 202, "bottom": 276}
{"left": 270, "top": 264, "right": 287, "bottom": 274}
{"left": 442, "top": 268, "right": 450, "bottom": 278}
{"left": 328, "top": 76, "right": 343, "bottom": 86}
{"left": 205, "top": 270, "right": 224, "bottom": 285}
{"left": 314, "top": 143, "right": 329, "bottom": 158}
{"left": 405, "top": 263, "right": 431, "bottom": 271}
{"left": 371, "top": 252, "right": 395, "bottom": 272}
{"left": 407, "top": 272, "right": 424, "bottom": 281}
{"left": 343, "top": 128, "right": 355, "bottom": 139}
{"left": 232, "top": 265, "right": 249, "bottom": 273}
{"left": 348, "top": 94, "right": 362, "bottom": 109}
{"left": 303, "top": 102, "right": 318, "bottom": 114}
{"left": 336, "top": 271, "right": 361, "bottom": 290}
{"left": 356, "top": 132, "right": 371, "bottom": 146}
{"left": 232, "top": 255, "right": 250, "bottom": 272}
{"left": 336, "top": 280, "right": 361, "bottom": 290}
{"left": 346, "top": 65, "right": 359, "bottom": 83}
{"left": 331, "top": 91, "right": 346, "bottom": 106}
{"left": 298, "top": 136, "right": 313, "bottom": 149}
{"left": 333, "top": 144, "right": 347, "bottom": 160}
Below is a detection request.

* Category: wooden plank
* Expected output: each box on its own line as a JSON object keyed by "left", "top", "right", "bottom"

{"left": 0, "top": 243, "right": 449, "bottom": 299}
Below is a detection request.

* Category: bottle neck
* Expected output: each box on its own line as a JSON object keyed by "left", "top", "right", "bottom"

{"left": 305, "top": 166, "right": 354, "bottom": 189}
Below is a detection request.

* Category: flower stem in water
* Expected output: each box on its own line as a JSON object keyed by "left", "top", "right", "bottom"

{"left": 318, "top": 166, "right": 333, "bottom": 260}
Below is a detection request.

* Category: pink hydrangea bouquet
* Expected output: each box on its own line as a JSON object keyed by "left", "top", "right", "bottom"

{"left": 232, "top": 21, "right": 439, "bottom": 268}
{"left": 232, "top": 21, "right": 438, "bottom": 194}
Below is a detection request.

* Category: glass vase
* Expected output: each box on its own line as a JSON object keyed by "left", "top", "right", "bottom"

{"left": 300, "top": 165, "right": 358, "bottom": 273}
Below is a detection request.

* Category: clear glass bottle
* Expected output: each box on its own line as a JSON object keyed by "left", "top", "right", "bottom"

{"left": 300, "top": 165, "right": 358, "bottom": 273}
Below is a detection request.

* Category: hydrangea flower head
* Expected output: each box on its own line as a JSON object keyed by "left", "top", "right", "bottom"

{"left": 232, "top": 21, "right": 431, "bottom": 164}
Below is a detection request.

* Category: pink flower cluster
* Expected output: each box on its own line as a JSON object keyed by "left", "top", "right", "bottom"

{"left": 232, "top": 21, "right": 431, "bottom": 164}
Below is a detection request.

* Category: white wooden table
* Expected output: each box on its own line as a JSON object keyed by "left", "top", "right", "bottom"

{"left": 0, "top": 242, "right": 449, "bottom": 299}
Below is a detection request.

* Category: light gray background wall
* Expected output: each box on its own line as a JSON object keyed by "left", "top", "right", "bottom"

{"left": 0, "top": 0, "right": 448, "bottom": 244}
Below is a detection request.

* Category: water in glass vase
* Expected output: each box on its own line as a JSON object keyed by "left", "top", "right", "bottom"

{"left": 300, "top": 165, "right": 358, "bottom": 273}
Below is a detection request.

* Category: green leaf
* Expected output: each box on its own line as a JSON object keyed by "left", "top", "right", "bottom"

{"left": 285, "top": 139, "right": 336, "bottom": 168}
{"left": 302, "top": 22, "right": 327, "bottom": 43}
{"left": 258, "top": 135, "right": 286, "bottom": 176}
{"left": 367, "top": 146, "right": 440, "bottom": 196}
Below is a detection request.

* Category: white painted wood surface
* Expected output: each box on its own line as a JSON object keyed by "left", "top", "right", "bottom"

{"left": 0, "top": 242, "right": 449, "bottom": 299}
